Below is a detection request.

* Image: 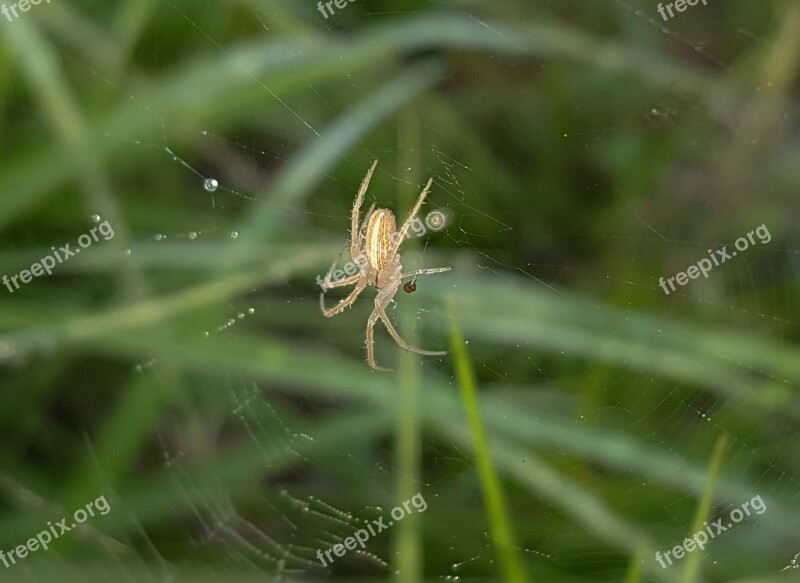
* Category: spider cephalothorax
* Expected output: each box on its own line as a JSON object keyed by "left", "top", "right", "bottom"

{"left": 319, "top": 160, "right": 450, "bottom": 371}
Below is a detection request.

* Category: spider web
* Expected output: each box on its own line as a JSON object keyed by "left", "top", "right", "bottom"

{"left": 6, "top": 0, "right": 800, "bottom": 581}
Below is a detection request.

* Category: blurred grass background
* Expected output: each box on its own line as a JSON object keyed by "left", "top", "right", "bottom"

{"left": 1, "top": 0, "right": 799, "bottom": 581}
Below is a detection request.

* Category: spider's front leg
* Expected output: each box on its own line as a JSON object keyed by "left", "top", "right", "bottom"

{"left": 391, "top": 176, "right": 433, "bottom": 256}
{"left": 351, "top": 160, "right": 379, "bottom": 259}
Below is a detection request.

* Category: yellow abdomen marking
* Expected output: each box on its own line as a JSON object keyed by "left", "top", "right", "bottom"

{"left": 365, "top": 209, "right": 397, "bottom": 271}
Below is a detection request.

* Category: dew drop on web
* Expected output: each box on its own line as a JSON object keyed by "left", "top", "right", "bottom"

{"left": 203, "top": 178, "right": 219, "bottom": 192}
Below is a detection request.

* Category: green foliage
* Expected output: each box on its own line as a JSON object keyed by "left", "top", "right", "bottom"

{"left": 0, "top": 0, "right": 798, "bottom": 581}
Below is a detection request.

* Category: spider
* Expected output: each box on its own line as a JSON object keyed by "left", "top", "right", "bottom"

{"left": 319, "top": 160, "right": 451, "bottom": 371}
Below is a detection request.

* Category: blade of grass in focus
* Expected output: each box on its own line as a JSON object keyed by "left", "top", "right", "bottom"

{"left": 680, "top": 434, "right": 730, "bottom": 583}
{"left": 625, "top": 548, "right": 645, "bottom": 583}
{"left": 447, "top": 299, "right": 528, "bottom": 583}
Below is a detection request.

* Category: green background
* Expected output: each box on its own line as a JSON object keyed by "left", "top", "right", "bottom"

{"left": 0, "top": 0, "right": 798, "bottom": 581}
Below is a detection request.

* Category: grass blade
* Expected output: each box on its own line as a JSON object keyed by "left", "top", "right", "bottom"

{"left": 447, "top": 299, "right": 528, "bottom": 583}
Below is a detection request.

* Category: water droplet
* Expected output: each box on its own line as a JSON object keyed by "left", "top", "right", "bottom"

{"left": 230, "top": 231, "right": 239, "bottom": 239}
{"left": 202, "top": 331, "right": 210, "bottom": 337}
{"left": 247, "top": 308, "right": 255, "bottom": 314}
{"left": 188, "top": 231, "right": 197, "bottom": 240}
{"left": 124, "top": 249, "right": 132, "bottom": 256}
{"left": 227, "top": 319, "right": 235, "bottom": 326}
{"left": 91, "top": 214, "right": 101, "bottom": 223}
{"left": 203, "top": 178, "right": 219, "bottom": 192}
{"left": 154, "top": 234, "right": 164, "bottom": 241}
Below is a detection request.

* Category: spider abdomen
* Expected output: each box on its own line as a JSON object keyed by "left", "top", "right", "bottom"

{"left": 365, "top": 208, "right": 398, "bottom": 272}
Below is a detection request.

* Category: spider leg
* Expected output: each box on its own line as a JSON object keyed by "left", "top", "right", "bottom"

{"left": 354, "top": 204, "right": 375, "bottom": 259}
{"left": 372, "top": 283, "right": 446, "bottom": 357}
{"left": 391, "top": 176, "right": 433, "bottom": 256}
{"left": 319, "top": 258, "right": 362, "bottom": 291}
{"left": 320, "top": 273, "right": 360, "bottom": 290}
{"left": 320, "top": 277, "right": 367, "bottom": 317}
{"left": 319, "top": 259, "right": 356, "bottom": 290}
{"left": 351, "top": 160, "right": 379, "bottom": 259}
{"left": 401, "top": 267, "right": 451, "bottom": 279}
{"left": 366, "top": 309, "right": 392, "bottom": 372}
{"left": 375, "top": 303, "right": 447, "bottom": 356}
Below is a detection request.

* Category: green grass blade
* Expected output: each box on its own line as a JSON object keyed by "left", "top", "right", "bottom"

{"left": 679, "top": 434, "right": 730, "bottom": 583}
{"left": 447, "top": 299, "right": 528, "bottom": 583}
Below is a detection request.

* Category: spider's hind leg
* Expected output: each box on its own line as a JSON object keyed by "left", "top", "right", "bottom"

{"left": 320, "top": 277, "right": 367, "bottom": 318}
{"left": 366, "top": 309, "right": 393, "bottom": 372}
{"left": 375, "top": 304, "right": 447, "bottom": 357}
